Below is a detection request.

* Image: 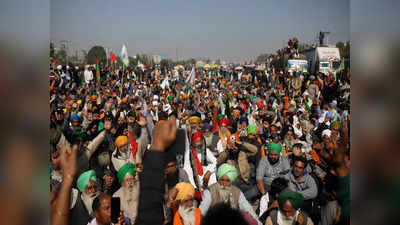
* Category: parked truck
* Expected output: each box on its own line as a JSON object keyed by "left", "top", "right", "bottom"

{"left": 300, "top": 47, "right": 341, "bottom": 75}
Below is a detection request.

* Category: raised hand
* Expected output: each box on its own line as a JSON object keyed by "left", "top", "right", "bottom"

{"left": 60, "top": 145, "right": 78, "bottom": 181}
{"left": 151, "top": 116, "right": 177, "bottom": 152}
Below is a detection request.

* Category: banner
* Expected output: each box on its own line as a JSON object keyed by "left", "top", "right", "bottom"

{"left": 120, "top": 44, "right": 129, "bottom": 67}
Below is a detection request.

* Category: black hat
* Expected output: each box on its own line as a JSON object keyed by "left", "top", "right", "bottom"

{"left": 104, "top": 111, "right": 113, "bottom": 120}
{"left": 127, "top": 111, "right": 136, "bottom": 118}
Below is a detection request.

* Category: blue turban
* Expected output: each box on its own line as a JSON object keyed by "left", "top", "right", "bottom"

{"left": 240, "top": 117, "right": 249, "bottom": 125}
{"left": 203, "top": 123, "right": 212, "bottom": 132}
{"left": 70, "top": 114, "right": 80, "bottom": 122}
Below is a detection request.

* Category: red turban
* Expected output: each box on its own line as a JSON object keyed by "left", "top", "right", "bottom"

{"left": 192, "top": 132, "right": 203, "bottom": 143}
{"left": 219, "top": 117, "right": 230, "bottom": 127}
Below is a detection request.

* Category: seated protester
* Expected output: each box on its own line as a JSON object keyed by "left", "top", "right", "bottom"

{"left": 259, "top": 177, "right": 289, "bottom": 224}
{"left": 88, "top": 193, "right": 128, "bottom": 225}
{"left": 282, "top": 156, "right": 318, "bottom": 201}
{"left": 199, "top": 163, "right": 262, "bottom": 225}
{"left": 183, "top": 131, "right": 217, "bottom": 191}
{"left": 229, "top": 107, "right": 242, "bottom": 134}
{"left": 260, "top": 117, "right": 271, "bottom": 141}
{"left": 228, "top": 125, "right": 260, "bottom": 202}
{"left": 256, "top": 142, "right": 290, "bottom": 196}
{"left": 64, "top": 113, "right": 83, "bottom": 142}
{"left": 102, "top": 169, "right": 119, "bottom": 196}
{"left": 70, "top": 170, "right": 99, "bottom": 225}
{"left": 236, "top": 117, "right": 249, "bottom": 138}
{"left": 213, "top": 117, "right": 232, "bottom": 154}
{"left": 265, "top": 189, "right": 314, "bottom": 225}
{"left": 202, "top": 123, "right": 215, "bottom": 156}
{"left": 282, "top": 156, "right": 319, "bottom": 223}
{"left": 113, "top": 163, "right": 139, "bottom": 224}
{"left": 167, "top": 182, "right": 202, "bottom": 225}
{"left": 281, "top": 126, "right": 297, "bottom": 158}
{"left": 164, "top": 158, "right": 190, "bottom": 204}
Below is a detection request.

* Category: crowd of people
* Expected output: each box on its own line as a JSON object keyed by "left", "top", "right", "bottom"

{"left": 50, "top": 63, "right": 350, "bottom": 225}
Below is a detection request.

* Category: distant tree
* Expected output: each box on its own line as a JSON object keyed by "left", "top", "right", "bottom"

{"left": 160, "top": 58, "right": 175, "bottom": 70}
{"left": 87, "top": 46, "right": 107, "bottom": 65}
{"left": 50, "top": 42, "right": 55, "bottom": 58}
{"left": 256, "top": 54, "right": 269, "bottom": 63}
{"left": 297, "top": 43, "right": 312, "bottom": 52}
{"left": 55, "top": 49, "right": 67, "bottom": 65}
{"left": 188, "top": 58, "right": 196, "bottom": 65}
{"left": 81, "top": 50, "right": 88, "bottom": 63}
{"left": 129, "top": 56, "right": 137, "bottom": 68}
{"left": 336, "top": 41, "right": 350, "bottom": 59}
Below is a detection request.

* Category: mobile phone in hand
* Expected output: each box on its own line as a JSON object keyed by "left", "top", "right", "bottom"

{"left": 111, "top": 197, "right": 121, "bottom": 223}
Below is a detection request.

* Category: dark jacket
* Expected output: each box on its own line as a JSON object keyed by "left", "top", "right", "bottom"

{"left": 135, "top": 151, "right": 167, "bottom": 225}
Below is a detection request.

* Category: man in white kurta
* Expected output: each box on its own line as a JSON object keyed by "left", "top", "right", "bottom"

{"left": 183, "top": 131, "right": 217, "bottom": 191}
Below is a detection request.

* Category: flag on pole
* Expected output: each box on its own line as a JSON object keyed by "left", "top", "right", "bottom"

{"left": 110, "top": 51, "right": 116, "bottom": 64}
{"left": 185, "top": 67, "right": 195, "bottom": 84}
{"left": 120, "top": 44, "right": 129, "bottom": 67}
{"left": 160, "top": 75, "right": 169, "bottom": 90}
{"left": 96, "top": 59, "right": 100, "bottom": 82}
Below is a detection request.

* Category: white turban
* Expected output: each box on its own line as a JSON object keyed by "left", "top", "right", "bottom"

{"left": 322, "top": 129, "right": 331, "bottom": 138}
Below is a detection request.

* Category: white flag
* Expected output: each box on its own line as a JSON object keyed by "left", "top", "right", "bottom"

{"left": 185, "top": 67, "right": 195, "bottom": 84}
{"left": 160, "top": 75, "right": 169, "bottom": 90}
{"left": 238, "top": 72, "right": 243, "bottom": 81}
{"left": 120, "top": 44, "right": 129, "bottom": 67}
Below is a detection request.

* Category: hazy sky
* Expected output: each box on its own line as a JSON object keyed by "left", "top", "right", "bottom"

{"left": 50, "top": 0, "right": 350, "bottom": 62}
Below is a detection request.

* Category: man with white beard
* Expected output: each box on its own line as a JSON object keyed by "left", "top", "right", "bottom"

{"left": 265, "top": 189, "right": 314, "bottom": 225}
{"left": 183, "top": 131, "right": 217, "bottom": 192}
{"left": 113, "top": 163, "right": 139, "bottom": 224}
{"left": 167, "top": 182, "right": 201, "bottom": 225}
{"left": 69, "top": 170, "right": 99, "bottom": 225}
{"left": 111, "top": 136, "right": 135, "bottom": 171}
{"left": 199, "top": 163, "right": 262, "bottom": 225}
{"left": 202, "top": 123, "right": 214, "bottom": 153}
{"left": 214, "top": 117, "right": 232, "bottom": 154}
{"left": 282, "top": 127, "right": 297, "bottom": 157}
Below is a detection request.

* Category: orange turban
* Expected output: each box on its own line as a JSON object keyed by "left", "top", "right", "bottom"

{"left": 91, "top": 95, "right": 97, "bottom": 101}
{"left": 115, "top": 136, "right": 128, "bottom": 148}
{"left": 232, "top": 109, "right": 240, "bottom": 116}
{"left": 122, "top": 97, "right": 128, "bottom": 103}
{"left": 175, "top": 182, "right": 195, "bottom": 201}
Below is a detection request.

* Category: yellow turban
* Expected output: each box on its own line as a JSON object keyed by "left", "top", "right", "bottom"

{"left": 175, "top": 182, "right": 195, "bottom": 201}
{"left": 232, "top": 109, "right": 240, "bottom": 116}
{"left": 188, "top": 116, "right": 201, "bottom": 124}
{"left": 115, "top": 136, "right": 128, "bottom": 148}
